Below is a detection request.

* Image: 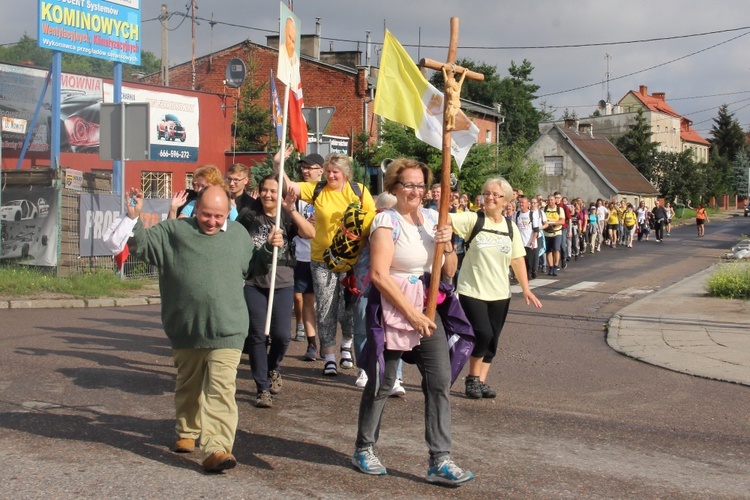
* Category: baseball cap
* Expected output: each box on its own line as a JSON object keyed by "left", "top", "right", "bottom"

{"left": 300, "top": 153, "right": 325, "bottom": 167}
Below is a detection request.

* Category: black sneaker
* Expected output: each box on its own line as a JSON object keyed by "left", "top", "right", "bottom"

{"left": 480, "top": 382, "right": 497, "bottom": 399}
{"left": 303, "top": 343, "right": 317, "bottom": 362}
{"left": 551, "top": 266, "right": 558, "bottom": 276}
{"left": 465, "top": 376, "right": 482, "bottom": 399}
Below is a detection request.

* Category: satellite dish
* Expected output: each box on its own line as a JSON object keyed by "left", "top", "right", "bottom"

{"left": 225, "top": 58, "right": 246, "bottom": 88}
{"left": 598, "top": 100, "right": 607, "bottom": 110}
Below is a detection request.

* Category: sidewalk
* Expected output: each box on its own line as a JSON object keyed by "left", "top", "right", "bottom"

{"left": 607, "top": 265, "right": 750, "bottom": 386}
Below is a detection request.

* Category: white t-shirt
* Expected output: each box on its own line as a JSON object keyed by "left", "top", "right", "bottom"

{"left": 515, "top": 210, "right": 534, "bottom": 247}
{"left": 370, "top": 208, "right": 440, "bottom": 279}
{"left": 596, "top": 205, "right": 609, "bottom": 222}
{"left": 292, "top": 199, "right": 314, "bottom": 262}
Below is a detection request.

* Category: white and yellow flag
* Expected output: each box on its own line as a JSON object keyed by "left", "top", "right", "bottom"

{"left": 374, "top": 30, "right": 479, "bottom": 168}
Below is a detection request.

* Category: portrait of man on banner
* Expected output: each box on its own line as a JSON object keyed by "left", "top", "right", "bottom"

{"left": 277, "top": 6, "right": 301, "bottom": 89}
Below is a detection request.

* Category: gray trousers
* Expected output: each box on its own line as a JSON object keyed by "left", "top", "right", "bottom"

{"left": 310, "top": 261, "right": 353, "bottom": 349}
{"left": 355, "top": 325, "right": 452, "bottom": 466}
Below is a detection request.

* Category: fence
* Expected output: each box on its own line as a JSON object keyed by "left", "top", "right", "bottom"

{"left": 2, "top": 168, "right": 157, "bottom": 278}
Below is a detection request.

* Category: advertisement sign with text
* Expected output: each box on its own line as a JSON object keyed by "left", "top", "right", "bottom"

{"left": 37, "top": 0, "right": 142, "bottom": 65}
{"left": 104, "top": 83, "right": 199, "bottom": 162}
{"left": 79, "top": 193, "right": 170, "bottom": 257}
{"left": 1, "top": 187, "right": 58, "bottom": 266}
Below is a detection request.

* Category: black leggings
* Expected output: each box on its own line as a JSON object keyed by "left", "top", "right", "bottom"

{"left": 459, "top": 294, "right": 511, "bottom": 362}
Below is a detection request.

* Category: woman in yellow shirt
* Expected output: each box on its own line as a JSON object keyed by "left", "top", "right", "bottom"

{"left": 621, "top": 204, "right": 638, "bottom": 248}
{"left": 606, "top": 201, "right": 620, "bottom": 248}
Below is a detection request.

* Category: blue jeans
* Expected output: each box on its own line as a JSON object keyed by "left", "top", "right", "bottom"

{"left": 244, "top": 285, "right": 293, "bottom": 393}
{"left": 355, "top": 323, "right": 452, "bottom": 466}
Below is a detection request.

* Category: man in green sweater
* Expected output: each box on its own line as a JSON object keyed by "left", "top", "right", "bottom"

{"left": 124, "top": 185, "right": 283, "bottom": 472}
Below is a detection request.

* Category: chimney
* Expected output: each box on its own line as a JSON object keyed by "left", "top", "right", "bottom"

{"left": 579, "top": 123, "right": 593, "bottom": 137}
{"left": 563, "top": 118, "right": 576, "bottom": 130}
{"left": 639, "top": 85, "right": 648, "bottom": 96}
{"left": 653, "top": 92, "right": 666, "bottom": 101}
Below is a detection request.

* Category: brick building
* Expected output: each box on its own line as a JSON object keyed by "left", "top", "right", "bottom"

{"left": 141, "top": 38, "right": 373, "bottom": 151}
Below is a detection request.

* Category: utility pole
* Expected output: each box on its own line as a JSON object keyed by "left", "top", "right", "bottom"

{"left": 191, "top": 0, "right": 197, "bottom": 91}
{"left": 160, "top": 4, "right": 169, "bottom": 86}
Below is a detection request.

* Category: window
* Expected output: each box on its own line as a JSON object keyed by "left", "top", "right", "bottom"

{"left": 141, "top": 171, "right": 172, "bottom": 199}
{"left": 544, "top": 156, "right": 563, "bottom": 176}
{"left": 486, "top": 129, "right": 492, "bottom": 144}
{"left": 185, "top": 173, "right": 194, "bottom": 190}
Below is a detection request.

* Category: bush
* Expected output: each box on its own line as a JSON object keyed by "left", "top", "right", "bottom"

{"left": 706, "top": 262, "right": 750, "bottom": 299}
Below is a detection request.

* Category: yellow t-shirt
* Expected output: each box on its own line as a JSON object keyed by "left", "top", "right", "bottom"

{"left": 607, "top": 210, "right": 620, "bottom": 225}
{"left": 544, "top": 205, "right": 563, "bottom": 236}
{"left": 451, "top": 212, "right": 526, "bottom": 301}
{"left": 300, "top": 181, "right": 375, "bottom": 262}
{"left": 622, "top": 211, "right": 637, "bottom": 227}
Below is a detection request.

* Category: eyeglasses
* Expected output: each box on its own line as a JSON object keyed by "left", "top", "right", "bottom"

{"left": 301, "top": 165, "right": 323, "bottom": 170}
{"left": 226, "top": 176, "right": 247, "bottom": 184}
{"left": 482, "top": 192, "right": 504, "bottom": 199}
{"left": 398, "top": 181, "right": 426, "bottom": 192}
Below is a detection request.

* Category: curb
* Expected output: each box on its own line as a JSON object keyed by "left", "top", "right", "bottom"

{"left": 4, "top": 296, "right": 161, "bottom": 309}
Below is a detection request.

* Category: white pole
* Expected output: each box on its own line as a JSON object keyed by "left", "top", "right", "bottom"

{"left": 264, "top": 78, "right": 292, "bottom": 337}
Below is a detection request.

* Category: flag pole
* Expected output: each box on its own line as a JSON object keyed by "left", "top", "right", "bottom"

{"left": 264, "top": 73, "right": 291, "bottom": 337}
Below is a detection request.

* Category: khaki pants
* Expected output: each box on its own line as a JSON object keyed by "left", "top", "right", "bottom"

{"left": 172, "top": 348, "right": 242, "bottom": 460}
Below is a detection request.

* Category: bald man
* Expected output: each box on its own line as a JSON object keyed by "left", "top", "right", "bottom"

{"left": 123, "top": 185, "right": 283, "bottom": 472}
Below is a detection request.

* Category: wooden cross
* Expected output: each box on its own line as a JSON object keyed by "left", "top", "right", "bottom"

{"left": 420, "top": 17, "right": 485, "bottom": 320}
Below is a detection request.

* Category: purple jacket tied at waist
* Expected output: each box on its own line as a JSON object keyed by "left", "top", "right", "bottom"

{"left": 359, "top": 272, "right": 476, "bottom": 386}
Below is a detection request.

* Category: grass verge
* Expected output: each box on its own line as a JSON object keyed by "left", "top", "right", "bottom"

{"left": 0, "top": 266, "right": 154, "bottom": 298}
{"left": 706, "top": 262, "right": 750, "bottom": 300}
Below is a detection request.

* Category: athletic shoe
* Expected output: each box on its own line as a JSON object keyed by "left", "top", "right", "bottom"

{"left": 426, "top": 459, "right": 474, "bottom": 486}
{"left": 551, "top": 266, "right": 558, "bottom": 277}
{"left": 465, "top": 376, "right": 482, "bottom": 399}
{"left": 269, "top": 370, "right": 282, "bottom": 395}
{"left": 355, "top": 369, "right": 368, "bottom": 388}
{"left": 561, "top": 260, "right": 567, "bottom": 270}
{"left": 256, "top": 391, "right": 273, "bottom": 408}
{"left": 480, "top": 382, "right": 496, "bottom": 399}
{"left": 352, "top": 445, "right": 387, "bottom": 475}
{"left": 303, "top": 343, "right": 317, "bottom": 362}
{"left": 323, "top": 360, "right": 338, "bottom": 376}
{"left": 340, "top": 346, "right": 354, "bottom": 370}
{"left": 294, "top": 323, "right": 306, "bottom": 342}
{"left": 390, "top": 378, "right": 406, "bottom": 397}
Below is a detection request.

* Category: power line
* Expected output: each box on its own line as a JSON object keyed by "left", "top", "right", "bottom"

{"left": 536, "top": 31, "right": 750, "bottom": 99}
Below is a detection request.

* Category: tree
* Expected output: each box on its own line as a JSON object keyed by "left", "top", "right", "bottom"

{"left": 615, "top": 108, "right": 659, "bottom": 183}
{"left": 731, "top": 149, "right": 750, "bottom": 197}
{"left": 232, "top": 55, "right": 274, "bottom": 152}
{"left": 709, "top": 104, "right": 745, "bottom": 161}
{"left": 496, "top": 59, "right": 549, "bottom": 148}
{"left": 430, "top": 58, "right": 549, "bottom": 148}
{"left": 654, "top": 151, "right": 706, "bottom": 206}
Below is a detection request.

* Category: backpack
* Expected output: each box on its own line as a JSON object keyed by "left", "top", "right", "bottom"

{"left": 464, "top": 210, "right": 513, "bottom": 251}
{"left": 350, "top": 208, "right": 438, "bottom": 298}
{"left": 315, "top": 180, "right": 372, "bottom": 273}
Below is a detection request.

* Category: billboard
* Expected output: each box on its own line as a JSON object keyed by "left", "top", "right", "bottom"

{"left": 79, "top": 193, "right": 170, "bottom": 257}
{"left": 104, "top": 84, "right": 199, "bottom": 162}
{"left": 37, "top": 0, "right": 142, "bottom": 65}
{"left": 0, "top": 187, "right": 58, "bottom": 266}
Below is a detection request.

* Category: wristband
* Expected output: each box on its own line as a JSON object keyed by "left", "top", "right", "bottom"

{"left": 443, "top": 247, "right": 455, "bottom": 254}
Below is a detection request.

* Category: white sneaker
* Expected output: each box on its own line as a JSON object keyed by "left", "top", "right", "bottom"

{"left": 389, "top": 378, "right": 406, "bottom": 397}
{"left": 355, "top": 369, "right": 368, "bottom": 388}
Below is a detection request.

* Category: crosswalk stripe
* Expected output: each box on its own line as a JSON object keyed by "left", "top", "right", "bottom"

{"left": 609, "top": 287, "right": 654, "bottom": 299}
{"left": 511, "top": 278, "right": 557, "bottom": 294}
{"left": 549, "top": 281, "right": 602, "bottom": 296}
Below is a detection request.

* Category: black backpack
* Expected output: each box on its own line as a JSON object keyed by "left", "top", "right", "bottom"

{"left": 464, "top": 210, "right": 514, "bottom": 250}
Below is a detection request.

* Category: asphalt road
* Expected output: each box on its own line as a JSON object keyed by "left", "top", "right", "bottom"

{"left": 1, "top": 216, "right": 749, "bottom": 498}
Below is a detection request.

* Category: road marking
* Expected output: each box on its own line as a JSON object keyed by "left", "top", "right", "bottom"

{"left": 549, "top": 281, "right": 602, "bottom": 297}
{"left": 609, "top": 287, "right": 654, "bottom": 300}
{"left": 511, "top": 278, "right": 557, "bottom": 294}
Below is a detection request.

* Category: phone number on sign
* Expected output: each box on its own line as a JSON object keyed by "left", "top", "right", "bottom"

{"left": 157, "top": 149, "right": 191, "bottom": 159}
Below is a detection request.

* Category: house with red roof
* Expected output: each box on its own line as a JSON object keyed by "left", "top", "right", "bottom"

{"left": 527, "top": 121, "right": 659, "bottom": 205}
{"left": 545, "top": 85, "right": 710, "bottom": 164}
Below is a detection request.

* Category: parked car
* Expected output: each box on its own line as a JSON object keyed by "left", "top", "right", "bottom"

{"left": 0, "top": 199, "right": 38, "bottom": 221}
{"left": 156, "top": 113, "right": 187, "bottom": 142}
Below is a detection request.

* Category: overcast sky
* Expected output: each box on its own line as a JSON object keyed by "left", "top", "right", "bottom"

{"left": 7, "top": 1, "right": 750, "bottom": 137}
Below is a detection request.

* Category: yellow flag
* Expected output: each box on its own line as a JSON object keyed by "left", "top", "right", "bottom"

{"left": 374, "top": 30, "right": 479, "bottom": 168}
